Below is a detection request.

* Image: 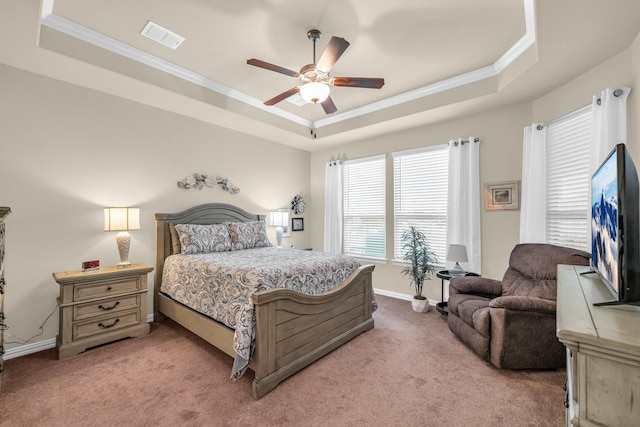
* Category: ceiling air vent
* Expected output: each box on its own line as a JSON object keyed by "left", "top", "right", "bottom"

{"left": 141, "top": 21, "right": 184, "bottom": 49}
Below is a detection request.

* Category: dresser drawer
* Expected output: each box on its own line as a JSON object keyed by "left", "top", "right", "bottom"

{"left": 73, "top": 310, "right": 141, "bottom": 340}
{"left": 73, "top": 278, "right": 140, "bottom": 302}
{"left": 73, "top": 294, "right": 141, "bottom": 321}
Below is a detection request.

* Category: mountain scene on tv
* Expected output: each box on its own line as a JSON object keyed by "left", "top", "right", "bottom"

{"left": 591, "top": 156, "right": 619, "bottom": 291}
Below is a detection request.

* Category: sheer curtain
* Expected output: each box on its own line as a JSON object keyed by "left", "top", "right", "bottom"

{"left": 446, "top": 138, "right": 481, "bottom": 274}
{"left": 324, "top": 160, "right": 343, "bottom": 254}
{"left": 519, "top": 124, "right": 547, "bottom": 243}
{"left": 590, "top": 87, "right": 631, "bottom": 173}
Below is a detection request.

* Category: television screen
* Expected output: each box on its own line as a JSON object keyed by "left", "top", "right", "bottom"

{"left": 590, "top": 143, "right": 640, "bottom": 305}
{"left": 591, "top": 149, "right": 619, "bottom": 294}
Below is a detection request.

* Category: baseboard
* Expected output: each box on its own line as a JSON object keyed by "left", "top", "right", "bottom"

{"left": 373, "top": 288, "right": 438, "bottom": 305}
{"left": 3, "top": 314, "right": 156, "bottom": 360}
{"left": 4, "top": 338, "right": 56, "bottom": 360}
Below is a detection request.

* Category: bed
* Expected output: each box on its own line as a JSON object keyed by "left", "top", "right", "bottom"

{"left": 153, "top": 203, "right": 375, "bottom": 399}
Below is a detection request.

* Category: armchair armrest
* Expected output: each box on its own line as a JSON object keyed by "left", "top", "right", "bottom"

{"left": 490, "top": 296, "right": 556, "bottom": 315}
{"left": 449, "top": 276, "right": 502, "bottom": 299}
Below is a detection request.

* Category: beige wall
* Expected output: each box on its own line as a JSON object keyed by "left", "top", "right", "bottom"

{"left": 0, "top": 64, "right": 311, "bottom": 351}
{"left": 631, "top": 32, "right": 640, "bottom": 161}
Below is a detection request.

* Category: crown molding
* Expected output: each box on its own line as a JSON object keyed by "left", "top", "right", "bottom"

{"left": 40, "top": 0, "right": 536, "bottom": 132}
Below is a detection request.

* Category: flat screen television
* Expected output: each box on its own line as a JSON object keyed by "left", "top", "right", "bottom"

{"left": 590, "top": 143, "right": 640, "bottom": 306}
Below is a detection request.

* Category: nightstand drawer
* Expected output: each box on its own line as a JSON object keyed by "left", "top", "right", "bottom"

{"left": 73, "top": 294, "right": 141, "bottom": 321}
{"left": 73, "top": 278, "right": 140, "bottom": 302}
{"left": 73, "top": 310, "right": 141, "bottom": 340}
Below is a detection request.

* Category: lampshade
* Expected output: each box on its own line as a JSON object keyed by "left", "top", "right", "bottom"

{"left": 104, "top": 207, "right": 140, "bottom": 267}
{"left": 446, "top": 244, "right": 468, "bottom": 262}
{"left": 269, "top": 210, "right": 290, "bottom": 228}
{"left": 104, "top": 207, "right": 140, "bottom": 231}
{"left": 299, "top": 82, "right": 330, "bottom": 104}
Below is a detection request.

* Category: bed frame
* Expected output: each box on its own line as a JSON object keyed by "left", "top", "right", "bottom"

{"left": 153, "top": 203, "right": 375, "bottom": 399}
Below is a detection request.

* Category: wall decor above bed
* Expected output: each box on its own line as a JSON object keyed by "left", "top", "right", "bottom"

{"left": 177, "top": 173, "right": 240, "bottom": 194}
{"left": 290, "top": 193, "right": 305, "bottom": 214}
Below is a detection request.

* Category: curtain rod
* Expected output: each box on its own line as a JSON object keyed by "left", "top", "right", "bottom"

{"left": 536, "top": 88, "right": 624, "bottom": 130}
{"left": 448, "top": 137, "right": 479, "bottom": 146}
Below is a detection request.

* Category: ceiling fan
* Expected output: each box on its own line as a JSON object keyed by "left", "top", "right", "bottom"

{"left": 247, "top": 29, "right": 384, "bottom": 114}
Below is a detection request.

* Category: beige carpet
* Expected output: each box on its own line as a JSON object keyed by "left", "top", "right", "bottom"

{"left": 0, "top": 295, "right": 566, "bottom": 426}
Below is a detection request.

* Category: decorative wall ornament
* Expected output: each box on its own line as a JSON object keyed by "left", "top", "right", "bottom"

{"left": 177, "top": 173, "right": 240, "bottom": 194}
{"left": 291, "top": 194, "right": 305, "bottom": 214}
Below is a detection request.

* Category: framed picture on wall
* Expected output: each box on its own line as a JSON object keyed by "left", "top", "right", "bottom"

{"left": 484, "top": 180, "right": 520, "bottom": 211}
{"left": 292, "top": 218, "right": 304, "bottom": 231}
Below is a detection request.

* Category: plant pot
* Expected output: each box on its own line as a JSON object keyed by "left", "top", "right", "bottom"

{"left": 411, "top": 297, "right": 430, "bottom": 313}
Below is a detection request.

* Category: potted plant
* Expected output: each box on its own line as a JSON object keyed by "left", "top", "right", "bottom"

{"left": 401, "top": 226, "right": 438, "bottom": 312}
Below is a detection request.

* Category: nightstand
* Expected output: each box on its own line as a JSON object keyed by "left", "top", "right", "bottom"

{"left": 53, "top": 263, "right": 153, "bottom": 360}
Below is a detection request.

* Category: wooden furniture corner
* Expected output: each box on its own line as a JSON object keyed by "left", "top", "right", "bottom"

{"left": 557, "top": 264, "right": 640, "bottom": 426}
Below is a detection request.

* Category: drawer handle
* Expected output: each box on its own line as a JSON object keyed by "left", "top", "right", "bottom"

{"left": 98, "top": 319, "right": 120, "bottom": 329}
{"left": 98, "top": 301, "right": 120, "bottom": 311}
{"left": 107, "top": 286, "right": 113, "bottom": 291}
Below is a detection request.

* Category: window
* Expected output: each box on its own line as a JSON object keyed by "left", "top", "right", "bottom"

{"left": 343, "top": 155, "right": 386, "bottom": 259}
{"left": 393, "top": 146, "right": 449, "bottom": 264}
{"left": 545, "top": 106, "right": 592, "bottom": 251}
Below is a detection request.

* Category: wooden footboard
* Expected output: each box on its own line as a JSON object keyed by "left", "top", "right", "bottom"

{"left": 251, "top": 264, "right": 375, "bottom": 399}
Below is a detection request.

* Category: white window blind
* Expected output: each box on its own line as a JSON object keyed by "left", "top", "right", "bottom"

{"left": 545, "top": 106, "right": 592, "bottom": 251}
{"left": 343, "top": 155, "right": 386, "bottom": 259}
{"left": 393, "top": 146, "right": 449, "bottom": 264}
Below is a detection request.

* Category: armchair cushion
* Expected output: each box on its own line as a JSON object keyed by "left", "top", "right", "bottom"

{"left": 449, "top": 276, "right": 502, "bottom": 298}
{"left": 502, "top": 244, "right": 590, "bottom": 298}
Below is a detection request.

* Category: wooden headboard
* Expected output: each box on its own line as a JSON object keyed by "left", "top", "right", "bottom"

{"left": 153, "top": 203, "right": 266, "bottom": 312}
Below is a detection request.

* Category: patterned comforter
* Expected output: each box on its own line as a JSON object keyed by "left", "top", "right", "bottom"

{"left": 160, "top": 247, "right": 364, "bottom": 379}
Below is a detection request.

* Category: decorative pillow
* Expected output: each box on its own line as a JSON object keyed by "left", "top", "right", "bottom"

{"left": 174, "top": 223, "right": 232, "bottom": 254}
{"left": 226, "top": 220, "right": 272, "bottom": 250}
{"left": 168, "top": 223, "right": 181, "bottom": 255}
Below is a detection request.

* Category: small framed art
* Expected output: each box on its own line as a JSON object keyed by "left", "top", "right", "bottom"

{"left": 292, "top": 217, "right": 304, "bottom": 231}
{"left": 484, "top": 180, "right": 520, "bottom": 211}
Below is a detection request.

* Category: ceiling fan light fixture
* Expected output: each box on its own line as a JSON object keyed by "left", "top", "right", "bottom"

{"left": 300, "top": 82, "right": 330, "bottom": 104}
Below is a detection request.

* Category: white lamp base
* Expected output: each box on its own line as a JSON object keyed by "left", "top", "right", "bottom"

{"left": 275, "top": 227, "right": 283, "bottom": 248}
{"left": 116, "top": 231, "right": 132, "bottom": 267}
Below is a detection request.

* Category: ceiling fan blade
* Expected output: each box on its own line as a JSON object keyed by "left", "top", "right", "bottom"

{"left": 321, "top": 96, "right": 337, "bottom": 114}
{"left": 247, "top": 59, "right": 299, "bottom": 78}
{"left": 316, "top": 36, "right": 350, "bottom": 73}
{"left": 332, "top": 77, "right": 385, "bottom": 89}
{"left": 264, "top": 87, "right": 300, "bottom": 106}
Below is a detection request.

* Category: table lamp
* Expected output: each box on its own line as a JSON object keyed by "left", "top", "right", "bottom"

{"left": 447, "top": 244, "right": 468, "bottom": 277}
{"left": 104, "top": 207, "right": 140, "bottom": 266}
{"left": 269, "top": 210, "right": 290, "bottom": 248}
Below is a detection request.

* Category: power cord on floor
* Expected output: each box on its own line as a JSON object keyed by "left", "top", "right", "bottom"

{"left": 3, "top": 303, "right": 58, "bottom": 345}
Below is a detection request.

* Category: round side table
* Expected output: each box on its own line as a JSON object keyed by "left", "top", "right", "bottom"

{"left": 436, "top": 270, "right": 480, "bottom": 315}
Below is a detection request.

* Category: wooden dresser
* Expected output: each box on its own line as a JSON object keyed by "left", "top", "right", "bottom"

{"left": 53, "top": 263, "right": 153, "bottom": 360}
{"left": 556, "top": 264, "right": 640, "bottom": 427}
{"left": 0, "top": 207, "right": 9, "bottom": 391}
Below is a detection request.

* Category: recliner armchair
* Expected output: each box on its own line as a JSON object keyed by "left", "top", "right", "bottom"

{"left": 447, "top": 243, "right": 590, "bottom": 369}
